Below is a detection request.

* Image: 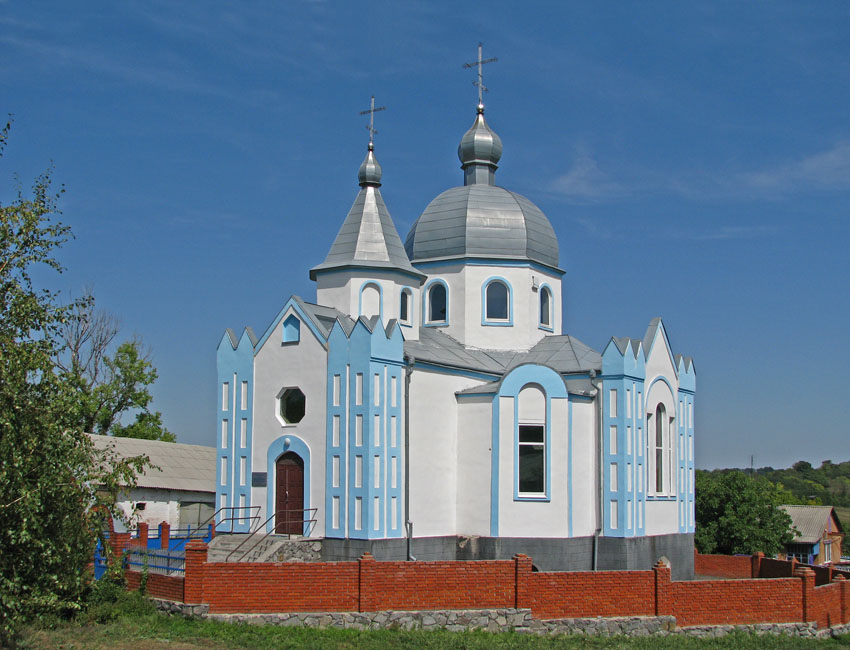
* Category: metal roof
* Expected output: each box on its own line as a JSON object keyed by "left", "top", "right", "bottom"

{"left": 780, "top": 505, "right": 844, "bottom": 544}
{"left": 88, "top": 434, "right": 216, "bottom": 494}
{"left": 405, "top": 184, "right": 560, "bottom": 269}
{"left": 311, "top": 145, "right": 423, "bottom": 281}
{"left": 406, "top": 329, "right": 601, "bottom": 379}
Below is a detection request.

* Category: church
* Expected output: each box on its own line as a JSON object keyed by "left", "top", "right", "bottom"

{"left": 215, "top": 86, "right": 696, "bottom": 577}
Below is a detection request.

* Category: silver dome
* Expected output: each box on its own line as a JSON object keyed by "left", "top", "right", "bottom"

{"left": 405, "top": 106, "right": 560, "bottom": 270}
{"left": 404, "top": 184, "right": 560, "bottom": 269}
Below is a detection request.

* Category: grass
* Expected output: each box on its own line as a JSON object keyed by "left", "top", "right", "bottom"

{"left": 17, "top": 594, "right": 850, "bottom": 650}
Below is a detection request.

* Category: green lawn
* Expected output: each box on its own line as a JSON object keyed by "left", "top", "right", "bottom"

{"left": 20, "top": 611, "right": 850, "bottom": 650}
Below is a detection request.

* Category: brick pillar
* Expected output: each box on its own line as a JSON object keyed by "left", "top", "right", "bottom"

{"left": 751, "top": 552, "right": 764, "bottom": 578}
{"left": 795, "top": 566, "right": 816, "bottom": 623}
{"left": 209, "top": 521, "right": 216, "bottom": 539}
{"left": 513, "top": 554, "right": 532, "bottom": 610}
{"left": 111, "top": 532, "right": 131, "bottom": 559}
{"left": 358, "top": 553, "right": 375, "bottom": 612}
{"left": 834, "top": 574, "right": 847, "bottom": 625}
{"left": 159, "top": 522, "right": 171, "bottom": 550}
{"left": 136, "top": 522, "right": 149, "bottom": 548}
{"left": 654, "top": 560, "right": 672, "bottom": 616}
{"left": 184, "top": 541, "right": 208, "bottom": 604}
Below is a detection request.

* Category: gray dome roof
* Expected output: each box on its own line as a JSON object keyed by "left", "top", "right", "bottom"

{"left": 404, "top": 184, "right": 560, "bottom": 269}
{"left": 405, "top": 106, "right": 560, "bottom": 270}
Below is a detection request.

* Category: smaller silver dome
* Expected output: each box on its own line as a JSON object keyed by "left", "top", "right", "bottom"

{"left": 458, "top": 105, "right": 502, "bottom": 186}
{"left": 358, "top": 143, "right": 382, "bottom": 186}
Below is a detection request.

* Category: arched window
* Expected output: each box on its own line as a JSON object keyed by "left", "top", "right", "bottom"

{"left": 517, "top": 384, "right": 546, "bottom": 496}
{"left": 539, "top": 286, "right": 552, "bottom": 328}
{"left": 360, "top": 283, "right": 381, "bottom": 318}
{"left": 427, "top": 282, "right": 447, "bottom": 324}
{"left": 654, "top": 403, "right": 665, "bottom": 493}
{"left": 486, "top": 281, "right": 509, "bottom": 320}
{"left": 399, "top": 288, "right": 412, "bottom": 325}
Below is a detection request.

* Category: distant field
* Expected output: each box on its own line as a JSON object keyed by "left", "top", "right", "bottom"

{"left": 835, "top": 506, "right": 850, "bottom": 536}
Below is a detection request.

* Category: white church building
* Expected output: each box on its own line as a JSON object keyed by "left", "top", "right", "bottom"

{"left": 216, "top": 96, "right": 696, "bottom": 576}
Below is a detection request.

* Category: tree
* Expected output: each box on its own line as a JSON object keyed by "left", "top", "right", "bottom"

{"left": 0, "top": 121, "right": 148, "bottom": 645}
{"left": 695, "top": 470, "right": 794, "bottom": 556}
{"left": 56, "top": 293, "right": 175, "bottom": 442}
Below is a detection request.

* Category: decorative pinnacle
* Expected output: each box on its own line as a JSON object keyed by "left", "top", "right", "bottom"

{"left": 463, "top": 42, "right": 498, "bottom": 108}
{"left": 359, "top": 95, "right": 386, "bottom": 147}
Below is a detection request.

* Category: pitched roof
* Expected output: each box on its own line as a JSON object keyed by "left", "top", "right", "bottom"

{"left": 88, "top": 434, "right": 216, "bottom": 494}
{"left": 780, "top": 505, "right": 843, "bottom": 544}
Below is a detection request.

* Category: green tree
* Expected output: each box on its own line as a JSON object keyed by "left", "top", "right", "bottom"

{"left": 0, "top": 121, "right": 148, "bottom": 645}
{"left": 56, "top": 291, "right": 174, "bottom": 442}
{"left": 695, "top": 470, "right": 794, "bottom": 555}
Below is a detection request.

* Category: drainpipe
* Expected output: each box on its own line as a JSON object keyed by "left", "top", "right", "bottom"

{"left": 590, "top": 370, "right": 603, "bottom": 571}
{"left": 404, "top": 354, "right": 416, "bottom": 561}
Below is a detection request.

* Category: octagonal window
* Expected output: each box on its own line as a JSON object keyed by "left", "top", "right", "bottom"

{"left": 279, "top": 388, "right": 305, "bottom": 424}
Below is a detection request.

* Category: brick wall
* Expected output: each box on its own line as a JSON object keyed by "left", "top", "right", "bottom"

{"left": 671, "top": 578, "right": 802, "bottom": 626}
{"left": 123, "top": 543, "right": 850, "bottom": 629}
{"left": 694, "top": 552, "right": 753, "bottom": 578}
{"left": 125, "top": 570, "right": 184, "bottom": 602}
{"left": 760, "top": 557, "right": 795, "bottom": 578}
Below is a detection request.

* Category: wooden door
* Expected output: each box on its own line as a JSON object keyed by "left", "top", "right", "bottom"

{"left": 275, "top": 452, "right": 304, "bottom": 535}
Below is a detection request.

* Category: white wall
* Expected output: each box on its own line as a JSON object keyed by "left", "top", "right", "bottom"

{"left": 253, "top": 305, "right": 328, "bottom": 537}
{"left": 455, "top": 396, "right": 492, "bottom": 536}
{"left": 116, "top": 488, "right": 214, "bottom": 530}
{"left": 407, "top": 367, "right": 482, "bottom": 537}
{"left": 570, "top": 399, "right": 599, "bottom": 537}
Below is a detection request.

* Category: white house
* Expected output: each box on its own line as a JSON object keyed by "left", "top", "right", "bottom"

{"left": 215, "top": 99, "right": 696, "bottom": 577}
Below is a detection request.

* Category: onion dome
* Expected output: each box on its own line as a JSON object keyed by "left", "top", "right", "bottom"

{"left": 358, "top": 142, "right": 382, "bottom": 186}
{"left": 404, "top": 106, "right": 560, "bottom": 271}
{"left": 458, "top": 104, "right": 503, "bottom": 186}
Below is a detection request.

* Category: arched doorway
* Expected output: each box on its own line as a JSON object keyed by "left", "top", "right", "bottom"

{"left": 275, "top": 452, "right": 304, "bottom": 535}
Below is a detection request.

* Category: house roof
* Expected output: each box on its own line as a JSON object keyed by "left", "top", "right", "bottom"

{"left": 88, "top": 434, "right": 216, "bottom": 494}
{"left": 780, "top": 505, "right": 844, "bottom": 545}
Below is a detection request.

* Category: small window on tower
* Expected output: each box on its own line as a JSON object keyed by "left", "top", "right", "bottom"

{"left": 484, "top": 280, "right": 509, "bottom": 321}
{"left": 539, "top": 286, "right": 552, "bottom": 329}
{"left": 400, "top": 289, "right": 412, "bottom": 325}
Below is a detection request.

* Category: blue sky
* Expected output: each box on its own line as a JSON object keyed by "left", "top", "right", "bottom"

{"left": 2, "top": 1, "right": 847, "bottom": 470}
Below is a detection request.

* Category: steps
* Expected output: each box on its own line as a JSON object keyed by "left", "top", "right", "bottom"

{"left": 207, "top": 533, "right": 323, "bottom": 563}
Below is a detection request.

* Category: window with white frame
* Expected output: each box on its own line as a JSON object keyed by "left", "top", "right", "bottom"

{"left": 648, "top": 403, "right": 675, "bottom": 495}
{"left": 517, "top": 384, "right": 546, "bottom": 496}
{"left": 427, "top": 282, "right": 447, "bottom": 324}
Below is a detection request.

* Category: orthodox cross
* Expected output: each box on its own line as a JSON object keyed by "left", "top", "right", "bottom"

{"left": 359, "top": 95, "right": 386, "bottom": 146}
{"left": 463, "top": 42, "right": 498, "bottom": 106}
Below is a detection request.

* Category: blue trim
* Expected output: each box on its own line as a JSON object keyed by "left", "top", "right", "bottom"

{"left": 358, "top": 281, "right": 383, "bottom": 320}
{"left": 283, "top": 314, "right": 300, "bottom": 344}
{"left": 423, "top": 279, "right": 449, "bottom": 327}
{"left": 413, "top": 257, "right": 565, "bottom": 277}
{"left": 481, "top": 276, "right": 514, "bottom": 327}
{"left": 266, "top": 435, "right": 311, "bottom": 534}
{"left": 311, "top": 265, "right": 425, "bottom": 283}
{"left": 538, "top": 283, "right": 554, "bottom": 331}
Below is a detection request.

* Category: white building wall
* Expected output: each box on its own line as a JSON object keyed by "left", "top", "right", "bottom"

{"left": 455, "top": 396, "right": 492, "bottom": 536}
{"left": 569, "top": 399, "right": 599, "bottom": 537}
{"left": 407, "top": 367, "right": 482, "bottom": 537}
{"left": 252, "top": 306, "right": 328, "bottom": 537}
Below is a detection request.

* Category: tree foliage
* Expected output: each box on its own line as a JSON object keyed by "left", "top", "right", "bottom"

{"left": 0, "top": 121, "right": 149, "bottom": 645}
{"left": 695, "top": 470, "right": 794, "bottom": 555}
{"left": 56, "top": 293, "right": 175, "bottom": 442}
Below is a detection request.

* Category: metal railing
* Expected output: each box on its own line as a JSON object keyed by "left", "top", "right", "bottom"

{"left": 225, "top": 508, "right": 318, "bottom": 563}
{"left": 170, "top": 505, "right": 261, "bottom": 549}
{"left": 125, "top": 547, "right": 186, "bottom": 576}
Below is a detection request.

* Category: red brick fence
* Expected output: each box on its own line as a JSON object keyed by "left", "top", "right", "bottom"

{"left": 114, "top": 537, "right": 849, "bottom": 629}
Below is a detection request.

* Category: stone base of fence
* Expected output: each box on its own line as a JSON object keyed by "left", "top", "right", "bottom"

{"left": 148, "top": 598, "right": 850, "bottom": 639}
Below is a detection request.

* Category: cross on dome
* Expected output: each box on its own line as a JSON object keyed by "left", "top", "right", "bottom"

{"left": 463, "top": 42, "right": 498, "bottom": 109}
{"left": 359, "top": 95, "right": 386, "bottom": 148}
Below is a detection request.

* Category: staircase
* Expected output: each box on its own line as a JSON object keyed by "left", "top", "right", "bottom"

{"left": 207, "top": 534, "right": 323, "bottom": 563}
